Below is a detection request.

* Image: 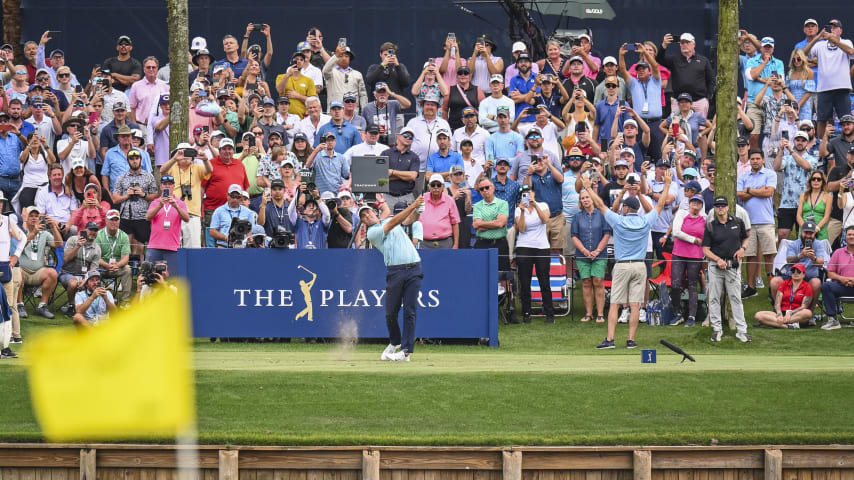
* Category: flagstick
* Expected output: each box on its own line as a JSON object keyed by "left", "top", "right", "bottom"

{"left": 177, "top": 423, "right": 200, "bottom": 480}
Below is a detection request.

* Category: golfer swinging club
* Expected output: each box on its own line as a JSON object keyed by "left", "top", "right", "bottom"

{"left": 358, "top": 196, "right": 425, "bottom": 362}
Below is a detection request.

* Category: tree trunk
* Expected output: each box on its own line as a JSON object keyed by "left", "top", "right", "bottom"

{"left": 166, "top": 0, "right": 189, "bottom": 151}
{"left": 715, "top": 0, "right": 738, "bottom": 213}
{"left": 2, "top": 0, "right": 23, "bottom": 62}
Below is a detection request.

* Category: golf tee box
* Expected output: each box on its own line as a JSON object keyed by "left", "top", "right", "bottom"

{"left": 641, "top": 349, "right": 656, "bottom": 363}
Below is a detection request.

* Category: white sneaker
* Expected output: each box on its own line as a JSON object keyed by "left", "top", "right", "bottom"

{"left": 710, "top": 330, "right": 722, "bottom": 342}
{"left": 822, "top": 318, "right": 841, "bottom": 330}
{"left": 380, "top": 344, "right": 400, "bottom": 361}
{"left": 736, "top": 331, "right": 752, "bottom": 343}
{"left": 618, "top": 308, "right": 629, "bottom": 323}
{"left": 639, "top": 309, "right": 647, "bottom": 323}
{"left": 388, "top": 350, "right": 410, "bottom": 362}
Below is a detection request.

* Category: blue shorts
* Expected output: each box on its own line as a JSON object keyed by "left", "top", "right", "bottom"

{"left": 816, "top": 89, "right": 852, "bottom": 122}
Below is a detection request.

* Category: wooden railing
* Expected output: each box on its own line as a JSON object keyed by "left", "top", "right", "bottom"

{"left": 0, "top": 445, "right": 852, "bottom": 480}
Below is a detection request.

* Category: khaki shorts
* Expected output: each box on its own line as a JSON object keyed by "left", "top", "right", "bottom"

{"left": 610, "top": 261, "right": 647, "bottom": 304}
{"left": 547, "top": 214, "right": 566, "bottom": 250}
{"left": 745, "top": 223, "right": 777, "bottom": 257}
{"left": 562, "top": 219, "right": 577, "bottom": 256}
{"left": 745, "top": 103, "right": 764, "bottom": 135}
{"left": 23, "top": 267, "right": 48, "bottom": 286}
{"left": 828, "top": 218, "right": 843, "bottom": 246}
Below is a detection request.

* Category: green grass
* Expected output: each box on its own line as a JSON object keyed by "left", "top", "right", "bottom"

{"left": 2, "top": 286, "right": 854, "bottom": 445}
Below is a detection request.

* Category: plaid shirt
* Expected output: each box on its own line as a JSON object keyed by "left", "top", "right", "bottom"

{"left": 257, "top": 151, "right": 300, "bottom": 182}
{"left": 113, "top": 170, "right": 157, "bottom": 220}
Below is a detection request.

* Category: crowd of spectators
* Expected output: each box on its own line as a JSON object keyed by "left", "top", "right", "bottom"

{"left": 0, "top": 17, "right": 853, "bottom": 356}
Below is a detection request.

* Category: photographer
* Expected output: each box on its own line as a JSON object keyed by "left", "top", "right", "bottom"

{"left": 304, "top": 131, "right": 349, "bottom": 195}
{"left": 287, "top": 182, "right": 331, "bottom": 249}
{"left": 161, "top": 145, "right": 213, "bottom": 248}
{"left": 136, "top": 260, "right": 175, "bottom": 301}
{"left": 111, "top": 149, "right": 157, "bottom": 257}
{"left": 59, "top": 222, "right": 101, "bottom": 317}
{"left": 326, "top": 191, "right": 358, "bottom": 249}
{"left": 210, "top": 184, "right": 256, "bottom": 248}
{"left": 94, "top": 210, "right": 132, "bottom": 305}
{"left": 18, "top": 206, "right": 61, "bottom": 319}
{"left": 146, "top": 175, "right": 189, "bottom": 273}
{"left": 72, "top": 270, "right": 115, "bottom": 327}
{"left": 258, "top": 179, "right": 292, "bottom": 237}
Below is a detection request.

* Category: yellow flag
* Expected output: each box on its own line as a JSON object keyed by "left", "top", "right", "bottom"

{"left": 25, "top": 282, "right": 195, "bottom": 441}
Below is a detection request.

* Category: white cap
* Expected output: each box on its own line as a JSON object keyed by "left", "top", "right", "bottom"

{"left": 602, "top": 56, "right": 617, "bottom": 66}
{"left": 337, "top": 190, "right": 352, "bottom": 199}
{"left": 71, "top": 158, "right": 86, "bottom": 169}
{"left": 227, "top": 184, "right": 242, "bottom": 194}
{"left": 191, "top": 36, "right": 207, "bottom": 51}
{"left": 320, "top": 191, "right": 335, "bottom": 200}
{"left": 623, "top": 118, "right": 638, "bottom": 128}
{"left": 239, "top": 190, "right": 250, "bottom": 199}
{"left": 619, "top": 147, "right": 636, "bottom": 157}
{"left": 794, "top": 130, "right": 810, "bottom": 141}
{"left": 400, "top": 126, "right": 415, "bottom": 136}
{"left": 210, "top": 130, "right": 225, "bottom": 138}
{"left": 219, "top": 138, "right": 234, "bottom": 148}
{"left": 489, "top": 73, "right": 504, "bottom": 84}
{"left": 190, "top": 81, "right": 204, "bottom": 91}
{"left": 804, "top": 18, "right": 818, "bottom": 26}
{"left": 579, "top": 34, "right": 591, "bottom": 42}
{"left": 428, "top": 173, "right": 445, "bottom": 185}
{"left": 512, "top": 41, "right": 527, "bottom": 53}
{"left": 798, "top": 119, "right": 814, "bottom": 128}
{"left": 680, "top": 33, "right": 695, "bottom": 42}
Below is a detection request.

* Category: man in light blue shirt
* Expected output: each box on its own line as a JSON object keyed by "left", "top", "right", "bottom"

{"left": 744, "top": 37, "right": 786, "bottom": 143}
{"left": 737, "top": 148, "right": 778, "bottom": 297}
{"left": 314, "top": 100, "right": 362, "bottom": 154}
{"left": 209, "top": 184, "right": 256, "bottom": 248}
{"left": 485, "top": 107, "right": 524, "bottom": 162}
{"left": 306, "top": 131, "right": 350, "bottom": 195}
{"left": 360, "top": 196, "right": 424, "bottom": 362}
{"left": 619, "top": 44, "right": 663, "bottom": 159}
{"left": 426, "top": 129, "right": 464, "bottom": 183}
{"left": 582, "top": 168, "right": 672, "bottom": 350}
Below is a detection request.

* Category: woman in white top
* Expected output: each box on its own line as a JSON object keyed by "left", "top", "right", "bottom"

{"left": 514, "top": 186, "right": 554, "bottom": 323}
{"left": 467, "top": 36, "right": 504, "bottom": 93}
{"left": 17, "top": 132, "right": 54, "bottom": 210}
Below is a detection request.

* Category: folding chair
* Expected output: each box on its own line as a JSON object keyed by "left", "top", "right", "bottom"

{"left": 497, "top": 271, "right": 516, "bottom": 324}
{"left": 647, "top": 252, "right": 673, "bottom": 301}
{"left": 531, "top": 254, "right": 570, "bottom": 317}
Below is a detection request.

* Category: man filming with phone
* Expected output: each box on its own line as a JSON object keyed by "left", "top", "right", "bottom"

{"left": 111, "top": 149, "right": 157, "bottom": 257}
{"left": 146, "top": 174, "right": 189, "bottom": 274}
{"left": 804, "top": 19, "right": 854, "bottom": 140}
{"left": 366, "top": 42, "right": 411, "bottom": 102}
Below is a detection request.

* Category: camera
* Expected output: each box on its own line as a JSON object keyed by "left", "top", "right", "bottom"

{"left": 270, "top": 226, "right": 294, "bottom": 249}
{"left": 139, "top": 261, "right": 167, "bottom": 285}
{"left": 228, "top": 217, "right": 253, "bottom": 247}
{"left": 252, "top": 23, "right": 264, "bottom": 31}
{"left": 386, "top": 48, "right": 395, "bottom": 56}
{"left": 180, "top": 184, "right": 192, "bottom": 201}
{"left": 571, "top": 38, "right": 582, "bottom": 47}
{"left": 325, "top": 198, "right": 338, "bottom": 211}
{"left": 129, "top": 182, "right": 140, "bottom": 198}
{"left": 804, "top": 238, "right": 814, "bottom": 250}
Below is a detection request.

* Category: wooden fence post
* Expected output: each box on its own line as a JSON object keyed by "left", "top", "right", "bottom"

{"left": 80, "top": 448, "right": 96, "bottom": 480}
{"left": 503, "top": 450, "right": 522, "bottom": 480}
{"left": 765, "top": 449, "right": 782, "bottom": 480}
{"left": 633, "top": 450, "right": 651, "bottom": 480}
{"left": 362, "top": 450, "right": 380, "bottom": 480}
{"left": 220, "top": 450, "right": 239, "bottom": 480}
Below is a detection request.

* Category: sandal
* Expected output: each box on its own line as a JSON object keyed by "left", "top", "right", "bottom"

{"left": 596, "top": 315, "right": 605, "bottom": 323}
{"left": 580, "top": 315, "right": 592, "bottom": 322}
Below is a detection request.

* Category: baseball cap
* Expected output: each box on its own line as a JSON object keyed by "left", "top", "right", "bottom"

{"left": 160, "top": 174, "right": 175, "bottom": 184}
{"left": 569, "top": 55, "right": 584, "bottom": 64}
{"left": 683, "top": 167, "right": 700, "bottom": 178}
{"left": 655, "top": 159, "right": 670, "bottom": 168}
{"left": 462, "top": 106, "right": 477, "bottom": 117}
{"left": 682, "top": 150, "right": 698, "bottom": 160}
{"left": 277, "top": 96, "right": 290, "bottom": 104}
{"left": 449, "top": 164, "right": 464, "bottom": 175}
{"left": 636, "top": 61, "right": 650, "bottom": 69}
{"left": 343, "top": 91, "right": 357, "bottom": 103}
{"left": 112, "top": 101, "right": 128, "bottom": 111}
{"left": 849, "top": 145, "right": 854, "bottom": 155}
{"left": 680, "top": 33, "right": 695, "bottom": 42}
{"left": 365, "top": 124, "right": 380, "bottom": 134}
{"left": 436, "top": 128, "right": 451, "bottom": 138}
{"left": 323, "top": 131, "right": 336, "bottom": 140}
{"left": 117, "top": 35, "right": 132, "bottom": 45}
{"left": 329, "top": 100, "right": 344, "bottom": 109}
{"left": 0, "top": 44, "right": 12, "bottom": 51}
{"left": 293, "top": 132, "right": 308, "bottom": 142}
{"left": 211, "top": 64, "right": 225, "bottom": 75}
{"left": 374, "top": 82, "right": 389, "bottom": 92}
{"left": 736, "top": 136, "right": 749, "bottom": 145}
{"left": 84, "top": 182, "right": 100, "bottom": 192}
{"left": 191, "top": 36, "right": 207, "bottom": 51}
{"left": 71, "top": 158, "right": 86, "bottom": 170}
{"left": 526, "top": 126, "right": 543, "bottom": 138}
{"left": 798, "top": 119, "right": 814, "bottom": 128}
{"left": 626, "top": 172, "right": 641, "bottom": 184}
{"left": 602, "top": 56, "right": 617, "bottom": 66}
{"left": 428, "top": 173, "right": 445, "bottom": 185}
{"left": 240, "top": 190, "right": 250, "bottom": 199}
{"left": 85, "top": 221, "right": 100, "bottom": 231}
{"left": 677, "top": 93, "right": 693, "bottom": 102}
{"left": 358, "top": 205, "right": 375, "bottom": 218}
{"left": 49, "top": 49, "right": 64, "bottom": 58}
{"left": 210, "top": 130, "right": 225, "bottom": 138}
{"left": 512, "top": 41, "right": 527, "bottom": 53}
{"left": 85, "top": 270, "right": 102, "bottom": 281}
{"left": 219, "top": 138, "right": 235, "bottom": 148}
{"left": 262, "top": 97, "right": 275, "bottom": 106}
{"left": 227, "top": 184, "right": 242, "bottom": 195}
{"left": 106, "top": 209, "right": 120, "bottom": 220}
{"left": 423, "top": 92, "right": 441, "bottom": 104}
{"left": 760, "top": 37, "right": 775, "bottom": 46}
{"left": 791, "top": 263, "right": 806, "bottom": 273}
{"left": 619, "top": 147, "right": 635, "bottom": 157}
{"left": 622, "top": 196, "right": 640, "bottom": 210}
{"left": 614, "top": 159, "right": 629, "bottom": 168}
{"left": 515, "top": 53, "right": 531, "bottom": 64}
{"left": 337, "top": 190, "right": 352, "bottom": 199}
{"left": 320, "top": 191, "right": 335, "bottom": 201}
{"left": 400, "top": 126, "right": 415, "bottom": 136}
{"left": 713, "top": 196, "right": 728, "bottom": 206}
{"left": 802, "top": 220, "right": 818, "bottom": 232}
{"left": 25, "top": 205, "right": 41, "bottom": 216}
{"left": 575, "top": 122, "right": 588, "bottom": 132}
{"left": 623, "top": 119, "right": 638, "bottom": 128}
{"left": 684, "top": 180, "right": 702, "bottom": 192}
{"left": 496, "top": 106, "right": 510, "bottom": 117}
{"left": 297, "top": 41, "right": 311, "bottom": 51}
{"left": 279, "top": 158, "right": 295, "bottom": 168}
{"left": 829, "top": 19, "right": 843, "bottom": 28}
{"left": 496, "top": 158, "right": 511, "bottom": 165}
{"left": 804, "top": 18, "right": 818, "bottom": 26}
{"left": 839, "top": 114, "right": 854, "bottom": 124}
{"left": 456, "top": 65, "right": 471, "bottom": 75}
{"left": 794, "top": 131, "right": 809, "bottom": 141}
{"left": 270, "top": 179, "right": 286, "bottom": 189}
{"left": 689, "top": 194, "right": 704, "bottom": 204}
{"left": 489, "top": 74, "right": 504, "bottom": 84}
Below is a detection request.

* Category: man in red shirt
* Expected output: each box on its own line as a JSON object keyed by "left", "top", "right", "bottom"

{"left": 420, "top": 173, "right": 461, "bottom": 249}
{"left": 202, "top": 138, "right": 248, "bottom": 246}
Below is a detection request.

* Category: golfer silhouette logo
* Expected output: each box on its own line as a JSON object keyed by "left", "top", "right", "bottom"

{"left": 295, "top": 265, "right": 317, "bottom": 322}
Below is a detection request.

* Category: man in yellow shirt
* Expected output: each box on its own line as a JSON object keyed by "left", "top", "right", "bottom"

{"left": 160, "top": 143, "right": 213, "bottom": 248}
{"left": 276, "top": 52, "right": 316, "bottom": 118}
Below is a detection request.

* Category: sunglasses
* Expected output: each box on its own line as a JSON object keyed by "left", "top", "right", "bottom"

{"left": 605, "top": 83, "right": 618, "bottom": 88}
{"left": 478, "top": 185, "right": 491, "bottom": 191}
{"left": 464, "top": 113, "right": 477, "bottom": 117}
{"left": 792, "top": 269, "right": 804, "bottom": 274}
{"left": 801, "top": 127, "right": 813, "bottom": 131}
{"left": 344, "top": 99, "right": 356, "bottom": 103}
{"left": 229, "top": 193, "right": 242, "bottom": 198}
{"left": 57, "top": 73, "right": 70, "bottom": 78}
{"left": 401, "top": 133, "right": 414, "bottom": 140}
{"left": 128, "top": 155, "right": 141, "bottom": 159}
{"left": 527, "top": 134, "right": 542, "bottom": 139}
{"left": 457, "top": 70, "right": 471, "bottom": 75}
{"left": 37, "top": 76, "right": 49, "bottom": 82}
{"left": 811, "top": 177, "right": 823, "bottom": 182}
{"left": 15, "top": 70, "right": 26, "bottom": 75}
{"left": 429, "top": 182, "right": 443, "bottom": 188}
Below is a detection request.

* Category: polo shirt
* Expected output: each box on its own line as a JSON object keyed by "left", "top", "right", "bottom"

{"left": 296, "top": 113, "right": 331, "bottom": 145}
{"left": 19, "top": 229, "right": 56, "bottom": 273}
{"left": 604, "top": 209, "right": 657, "bottom": 260}
{"left": 421, "top": 192, "right": 460, "bottom": 240}
{"left": 702, "top": 215, "right": 747, "bottom": 260}
{"left": 627, "top": 76, "right": 662, "bottom": 120}
{"left": 654, "top": 51, "right": 714, "bottom": 101}
{"left": 241, "top": 154, "right": 262, "bottom": 196}
{"left": 485, "top": 130, "right": 525, "bottom": 162}
{"left": 426, "top": 150, "right": 464, "bottom": 177}
{"left": 367, "top": 219, "right": 421, "bottom": 267}
{"left": 828, "top": 247, "right": 854, "bottom": 278}
{"left": 213, "top": 57, "right": 249, "bottom": 77}
{"left": 532, "top": 91, "right": 565, "bottom": 119}
{"left": 0, "top": 133, "right": 23, "bottom": 176}
{"left": 127, "top": 77, "right": 168, "bottom": 124}
{"left": 314, "top": 120, "right": 362, "bottom": 153}
{"left": 311, "top": 150, "right": 349, "bottom": 195}
{"left": 35, "top": 185, "right": 77, "bottom": 222}
{"left": 94, "top": 228, "right": 130, "bottom": 263}
{"left": 210, "top": 204, "right": 255, "bottom": 247}
{"left": 529, "top": 169, "right": 562, "bottom": 215}
{"left": 75, "top": 289, "right": 115, "bottom": 322}
{"left": 744, "top": 55, "right": 786, "bottom": 102}
{"left": 508, "top": 73, "right": 537, "bottom": 122}
{"left": 510, "top": 148, "right": 560, "bottom": 181}
{"left": 492, "top": 175, "right": 520, "bottom": 228}
{"left": 362, "top": 100, "right": 404, "bottom": 137}
{"left": 594, "top": 98, "right": 631, "bottom": 143}
{"left": 163, "top": 163, "right": 207, "bottom": 217}
{"left": 203, "top": 157, "right": 249, "bottom": 211}
{"left": 736, "top": 167, "right": 776, "bottom": 224}
{"left": 101, "top": 146, "right": 152, "bottom": 189}
{"left": 786, "top": 238, "right": 829, "bottom": 279}
{"left": 473, "top": 197, "right": 509, "bottom": 239}
{"left": 779, "top": 278, "right": 812, "bottom": 311}
{"left": 809, "top": 39, "right": 854, "bottom": 92}
{"left": 276, "top": 74, "right": 316, "bottom": 118}
{"left": 561, "top": 169, "right": 579, "bottom": 222}
{"left": 147, "top": 197, "right": 188, "bottom": 251}
{"left": 452, "top": 125, "right": 489, "bottom": 163}
{"left": 383, "top": 146, "right": 420, "bottom": 196}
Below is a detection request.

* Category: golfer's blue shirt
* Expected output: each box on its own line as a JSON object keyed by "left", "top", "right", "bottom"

{"left": 605, "top": 209, "right": 657, "bottom": 260}
{"left": 368, "top": 219, "right": 421, "bottom": 267}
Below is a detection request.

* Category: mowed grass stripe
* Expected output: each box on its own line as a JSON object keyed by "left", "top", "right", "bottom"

{"left": 1, "top": 367, "right": 853, "bottom": 445}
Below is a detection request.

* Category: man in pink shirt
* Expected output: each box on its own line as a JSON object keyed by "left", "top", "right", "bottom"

{"left": 420, "top": 173, "right": 460, "bottom": 249}
{"left": 128, "top": 56, "right": 168, "bottom": 129}
{"left": 145, "top": 174, "right": 190, "bottom": 276}
{"left": 821, "top": 227, "right": 854, "bottom": 330}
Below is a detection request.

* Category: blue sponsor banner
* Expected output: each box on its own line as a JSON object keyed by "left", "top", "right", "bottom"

{"left": 178, "top": 249, "right": 499, "bottom": 346}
